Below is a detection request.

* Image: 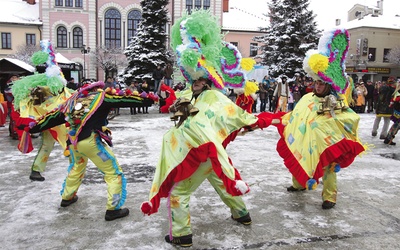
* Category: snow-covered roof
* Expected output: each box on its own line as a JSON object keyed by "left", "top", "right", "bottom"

{"left": 55, "top": 53, "right": 74, "bottom": 64}
{"left": 342, "top": 14, "right": 400, "bottom": 30}
{"left": 222, "top": 1, "right": 269, "bottom": 31}
{"left": 0, "top": 0, "right": 41, "bottom": 25}
{"left": 0, "top": 58, "right": 36, "bottom": 72}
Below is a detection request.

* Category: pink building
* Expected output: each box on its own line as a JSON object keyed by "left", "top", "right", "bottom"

{"left": 37, "top": 0, "right": 266, "bottom": 82}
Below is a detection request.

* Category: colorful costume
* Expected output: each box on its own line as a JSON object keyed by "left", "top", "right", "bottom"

{"left": 140, "top": 9, "right": 271, "bottom": 247}
{"left": 11, "top": 40, "right": 71, "bottom": 181}
{"left": 29, "top": 81, "right": 147, "bottom": 220}
{"left": 0, "top": 93, "right": 7, "bottom": 127}
{"left": 274, "top": 29, "right": 366, "bottom": 208}
{"left": 385, "top": 83, "right": 400, "bottom": 145}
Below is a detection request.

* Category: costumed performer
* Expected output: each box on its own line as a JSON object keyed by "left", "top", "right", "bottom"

{"left": 272, "top": 28, "right": 366, "bottom": 209}
{"left": 234, "top": 80, "right": 259, "bottom": 113}
{"left": 384, "top": 81, "right": 400, "bottom": 145}
{"left": 140, "top": 9, "right": 274, "bottom": 248}
{"left": 27, "top": 81, "right": 147, "bottom": 221}
{"left": 11, "top": 40, "right": 72, "bottom": 181}
{"left": 159, "top": 83, "right": 177, "bottom": 113}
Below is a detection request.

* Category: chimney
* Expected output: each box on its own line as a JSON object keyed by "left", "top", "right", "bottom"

{"left": 26, "top": 0, "right": 36, "bottom": 5}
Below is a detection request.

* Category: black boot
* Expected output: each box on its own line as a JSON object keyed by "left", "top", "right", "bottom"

{"left": 384, "top": 138, "right": 396, "bottom": 145}
{"left": 286, "top": 186, "right": 306, "bottom": 192}
{"left": 322, "top": 200, "right": 336, "bottom": 209}
{"left": 165, "top": 234, "right": 193, "bottom": 247}
{"left": 231, "top": 213, "right": 252, "bottom": 225}
{"left": 105, "top": 208, "right": 129, "bottom": 221}
{"left": 29, "top": 171, "right": 45, "bottom": 181}
{"left": 60, "top": 195, "right": 78, "bottom": 207}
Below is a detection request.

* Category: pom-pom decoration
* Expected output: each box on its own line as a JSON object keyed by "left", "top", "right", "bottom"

{"left": 31, "top": 51, "right": 49, "bottom": 66}
{"left": 303, "top": 29, "right": 350, "bottom": 94}
{"left": 306, "top": 179, "right": 318, "bottom": 190}
{"left": 331, "top": 163, "right": 341, "bottom": 173}
{"left": 141, "top": 201, "right": 153, "bottom": 215}
{"left": 235, "top": 180, "right": 250, "bottom": 195}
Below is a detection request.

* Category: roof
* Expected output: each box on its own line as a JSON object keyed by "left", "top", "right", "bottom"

{"left": 0, "top": 58, "right": 36, "bottom": 75}
{"left": 0, "top": 0, "right": 41, "bottom": 25}
{"left": 342, "top": 14, "right": 400, "bottom": 30}
{"left": 222, "top": 0, "right": 269, "bottom": 31}
{"left": 55, "top": 53, "right": 74, "bottom": 64}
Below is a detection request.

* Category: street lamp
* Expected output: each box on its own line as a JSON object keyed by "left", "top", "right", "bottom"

{"left": 80, "top": 44, "right": 91, "bottom": 80}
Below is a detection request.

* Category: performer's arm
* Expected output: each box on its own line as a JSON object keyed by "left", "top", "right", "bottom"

{"left": 29, "top": 110, "right": 66, "bottom": 133}
{"left": 103, "top": 94, "right": 153, "bottom": 108}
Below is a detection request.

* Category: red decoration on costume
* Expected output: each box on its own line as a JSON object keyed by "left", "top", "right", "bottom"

{"left": 81, "top": 90, "right": 89, "bottom": 96}
{"left": 65, "top": 122, "right": 70, "bottom": 127}
{"left": 141, "top": 201, "right": 152, "bottom": 215}
{"left": 159, "top": 84, "right": 177, "bottom": 113}
{"left": 235, "top": 94, "right": 254, "bottom": 113}
{"left": 74, "top": 119, "right": 81, "bottom": 124}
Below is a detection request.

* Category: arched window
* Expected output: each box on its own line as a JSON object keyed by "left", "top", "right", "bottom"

{"left": 203, "top": 0, "right": 211, "bottom": 10}
{"left": 127, "top": 10, "right": 142, "bottom": 44}
{"left": 57, "top": 26, "right": 67, "bottom": 48}
{"left": 104, "top": 9, "right": 121, "bottom": 49}
{"left": 195, "top": 0, "right": 202, "bottom": 9}
{"left": 186, "top": 0, "right": 193, "bottom": 14}
{"left": 73, "top": 27, "right": 83, "bottom": 48}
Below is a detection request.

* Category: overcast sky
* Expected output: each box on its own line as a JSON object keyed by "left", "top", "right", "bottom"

{"left": 229, "top": 0, "right": 399, "bottom": 30}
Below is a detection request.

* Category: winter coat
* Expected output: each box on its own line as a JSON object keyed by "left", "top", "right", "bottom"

{"left": 375, "top": 84, "right": 395, "bottom": 116}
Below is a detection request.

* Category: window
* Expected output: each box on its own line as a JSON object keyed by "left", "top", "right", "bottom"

{"left": 1, "top": 32, "right": 11, "bottom": 49}
{"left": 73, "top": 27, "right": 83, "bottom": 48}
{"left": 55, "top": 0, "right": 63, "bottom": 6}
{"left": 186, "top": 0, "right": 193, "bottom": 14}
{"left": 203, "top": 0, "right": 211, "bottom": 10}
{"left": 57, "top": 26, "right": 68, "bottom": 48}
{"left": 368, "top": 48, "right": 376, "bottom": 62}
{"left": 75, "top": 0, "right": 82, "bottom": 8}
{"left": 231, "top": 42, "right": 238, "bottom": 47}
{"left": 250, "top": 43, "right": 258, "bottom": 57}
{"left": 104, "top": 9, "right": 121, "bottom": 49}
{"left": 65, "top": 0, "right": 73, "bottom": 7}
{"left": 383, "top": 48, "right": 390, "bottom": 63}
{"left": 195, "top": 0, "right": 202, "bottom": 9}
{"left": 26, "top": 34, "right": 36, "bottom": 45}
{"left": 127, "top": 10, "right": 142, "bottom": 44}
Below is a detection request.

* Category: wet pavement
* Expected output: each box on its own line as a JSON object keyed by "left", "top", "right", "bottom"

{"left": 0, "top": 107, "right": 399, "bottom": 249}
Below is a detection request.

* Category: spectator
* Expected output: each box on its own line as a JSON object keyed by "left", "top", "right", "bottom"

{"left": 163, "top": 63, "right": 174, "bottom": 87}
{"left": 371, "top": 80, "right": 395, "bottom": 139}
{"left": 66, "top": 77, "right": 78, "bottom": 90}
{"left": 152, "top": 65, "right": 164, "bottom": 93}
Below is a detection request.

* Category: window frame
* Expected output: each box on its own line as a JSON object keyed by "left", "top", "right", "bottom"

{"left": 104, "top": 9, "right": 122, "bottom": 49}
{"left": 57, "top": 26, "right": 68, "bottom": 48}
{"left": 72, "top": 27, "right": 83, "bottom": 48}
{"left": 1, "top": 32, "right": 12, "bottom": 49}
{"left": 26, "top": 33, "right": 36, "bottom": 46}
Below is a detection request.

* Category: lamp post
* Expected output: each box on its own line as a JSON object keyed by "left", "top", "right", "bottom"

{"left": 80, "top": 44, "right": 91, "bottom": 80}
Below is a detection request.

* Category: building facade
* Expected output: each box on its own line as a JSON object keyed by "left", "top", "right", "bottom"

{"left": 343, "top": 1, "right": 400, "bottom": 82}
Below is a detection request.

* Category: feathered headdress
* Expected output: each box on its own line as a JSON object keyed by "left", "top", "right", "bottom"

{"left": 170, "top": 9, "right": 255, "bottom": 90}
{"left": 12, "top": 39, "right": 67, "bottom": 109}
{"left": 303, "top": 28, "right": 350, "bottom": 94}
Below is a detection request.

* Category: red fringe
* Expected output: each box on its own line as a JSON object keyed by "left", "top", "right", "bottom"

{"left": 275, "top": 122, "right": 365, "bottom": 187}
{"left": 145, "top": 142, "right": 246, "bottom": 215}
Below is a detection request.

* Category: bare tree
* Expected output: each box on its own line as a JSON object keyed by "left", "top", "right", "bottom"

{"left": 90, "top": 46, "right": 127, "bottom": 79}
{"left": 10, "top": 44, "right": 40, "bottom": 65}
{"left": 387, "top": 46, "right": 400, "bottom": 65}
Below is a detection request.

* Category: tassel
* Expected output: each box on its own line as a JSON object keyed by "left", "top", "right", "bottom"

{"left": 18, "top": 130, "right": 33, "bottom": 154}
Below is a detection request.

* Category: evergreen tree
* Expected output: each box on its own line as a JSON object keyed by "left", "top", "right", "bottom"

{"left": 254, "top": 0, "right": 320, "bottom": 78}
{"left": 123, "top": 0, "right": 172, "bottom": 83}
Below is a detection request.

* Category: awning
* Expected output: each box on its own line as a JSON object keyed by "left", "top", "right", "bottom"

{"left": 55, "top": 53, "right": 74, "bottom": 64}
{"left": 0, "top": 58, "right": 36, "bottom": 75}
